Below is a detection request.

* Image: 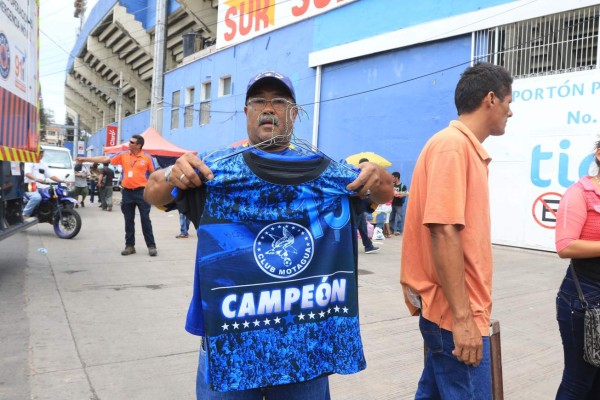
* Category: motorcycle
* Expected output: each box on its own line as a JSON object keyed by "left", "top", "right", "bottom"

{"left": 24, "top": 175, "right": 82, "bottom": 239}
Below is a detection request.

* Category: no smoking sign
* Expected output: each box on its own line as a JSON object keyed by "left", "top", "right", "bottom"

{"left": 532, "top": 192, "right": 563, "bottom": 229}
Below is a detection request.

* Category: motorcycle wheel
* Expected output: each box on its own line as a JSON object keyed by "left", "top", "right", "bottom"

{"left": 54, "top": 209, "right": 82, "bottom": 239}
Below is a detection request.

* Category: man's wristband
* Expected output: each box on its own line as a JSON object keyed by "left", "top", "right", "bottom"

{"left": 164, "top": 165, "right": 174, "bottom": 185}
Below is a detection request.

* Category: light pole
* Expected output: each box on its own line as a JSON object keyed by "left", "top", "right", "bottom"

{"left": 150, "top": 0, "right": 167, "bottom": 133}
{"left": 117, "top": 71, "right": 123, "bottom": 145}
{"left": 73, "top": 0, "right": 86, "bottom": 158}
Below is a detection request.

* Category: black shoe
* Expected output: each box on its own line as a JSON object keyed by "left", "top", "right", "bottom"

{"left": 365, "top": 245, "right": 379, "bottom": 254}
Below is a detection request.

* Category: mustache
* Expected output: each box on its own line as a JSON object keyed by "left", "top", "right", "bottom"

{"left": 258, "top": 114, "right": 280, "bottom": 126}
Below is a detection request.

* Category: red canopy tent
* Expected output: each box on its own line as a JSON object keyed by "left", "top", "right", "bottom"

{"left": 229, "top": 138, "right": 249, "bottom": 147}
{"left": 103, "top": 127, "right": 197, "bottom": 156}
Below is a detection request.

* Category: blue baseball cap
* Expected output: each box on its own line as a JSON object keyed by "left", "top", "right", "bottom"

{"left": 246, "top": 71, "right": 296, "bottom": 102}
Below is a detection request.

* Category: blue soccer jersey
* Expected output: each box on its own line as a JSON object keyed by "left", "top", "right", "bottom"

{"left": 186, "top": 147, "right": 367, "bottom": 392}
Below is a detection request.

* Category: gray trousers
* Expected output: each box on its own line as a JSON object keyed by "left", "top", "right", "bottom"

{"left": 100, "top": 186, "right": 113, "bottom": 208}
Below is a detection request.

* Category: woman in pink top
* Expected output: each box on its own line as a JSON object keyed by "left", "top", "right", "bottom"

{"left": 555, "top": 141, "right": 600, "bottom": 399}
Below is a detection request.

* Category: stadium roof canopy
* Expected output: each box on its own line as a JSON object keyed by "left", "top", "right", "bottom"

{"left": 65, "top": 0, "right": 218, "bottom": 132}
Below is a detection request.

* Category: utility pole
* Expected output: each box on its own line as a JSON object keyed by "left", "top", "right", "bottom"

{"left": 73, "top": 0, "right": 86, "bottom": 158}
{"left": 150, "top": 0, "right": 167, "bottom": 133}
{"left": 73, "top": 114, "right": 80, "bottom": 159}
{"left": 116, "top": 71, "right": 123, "bottom": 144}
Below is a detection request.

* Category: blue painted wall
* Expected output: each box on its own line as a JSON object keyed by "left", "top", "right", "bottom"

{"left": 63, "top": 142, "right": 74, "bottom": 154}
{"left": 122, "top": 0, "right": 181, "bottom": 30}
{"left": 162, "top": 20, "right": 317, "bottom": 154}
{"left": 313, "top": 0, "right": 515, "bottom": 50}
{"left": 84, "top": 0, "right": 521, "bottom": 182}
{"left": 87, "top": 127, "right": 108, "bottom": 156}
{"left": 121, "top": 110, "right": 151, "bottom": 140}
{"left": 86, "top": 110, "right": 150, "bottom": 156}
{"left": 155, "top": 0, "right": 520, "bottom": 183}
{"left": 121, "top": 0, "right": 150, "bottom": 27}
{"left": 318, "top": 35, "right": 472, "bottom": 182}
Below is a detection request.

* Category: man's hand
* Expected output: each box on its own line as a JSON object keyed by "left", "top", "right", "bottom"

{"left": 144, "top": 152, "right": 214, "bottom": 206}
{"left": 170, "top": 153, "right": 214, "bottom": 189}
{"left": 429, "top": 223, "right": 483, "bottom": 366}
{"left": 346, "top": 161, "right": 393, "bottom": 205}
{"left": 451, "top": 316, "right": 483, "bottom": 366}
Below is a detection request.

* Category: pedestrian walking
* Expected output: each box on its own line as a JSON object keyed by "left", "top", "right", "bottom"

{"left": 73, "top": 161, "right": 89, "bottom": 208}
{"left": 98, "top": 162, "right": 114, "bottom": 211}
{"left": 77, "top": 135, "right": 158, "bottom": 256}
{"left": 401, "top": 62, "right": 513, "bottom": 399}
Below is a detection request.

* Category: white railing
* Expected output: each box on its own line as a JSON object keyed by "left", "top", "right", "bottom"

{"left": 473, "top": 5, "right": 599, "bottom": 79}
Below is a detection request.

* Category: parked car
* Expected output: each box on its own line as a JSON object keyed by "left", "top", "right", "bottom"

{"left": 41, "top": 145, "right": 75, "bottom": 185}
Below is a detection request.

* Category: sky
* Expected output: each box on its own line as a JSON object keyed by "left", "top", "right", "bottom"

{"left": 39, "top": 0, "right": 99, "bottom": 125}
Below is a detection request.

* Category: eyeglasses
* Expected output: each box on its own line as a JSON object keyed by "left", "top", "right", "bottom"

{"left": 247, "top": 97, "right": 292, "bottom": 112}
{"left": 129, "top": 141, "right": 138, "bottom": 145}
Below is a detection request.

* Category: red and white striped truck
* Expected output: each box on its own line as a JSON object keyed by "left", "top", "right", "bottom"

{"left": 0, "top": 0, "right": 40, "bottom": 240}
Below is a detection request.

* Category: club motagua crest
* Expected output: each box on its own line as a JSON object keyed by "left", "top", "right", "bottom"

{"left": 253, "top": 222, "right": 314, "bottom": 279}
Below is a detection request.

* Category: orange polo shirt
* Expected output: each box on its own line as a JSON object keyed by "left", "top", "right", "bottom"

{"left": 111, "top": 151, "right": 155, "bottom": 189}
{"left": 400, "top": 120, "right": 493, "bottom": 336}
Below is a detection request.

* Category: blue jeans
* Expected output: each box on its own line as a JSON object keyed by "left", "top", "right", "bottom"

{"left": 416, "top": 316, "right": 491, "bottom": 400}
{"left": 89, "top": 180, "right": 96, "bottom": 202}
{"left": 556, "top": 267, "right": 600, "bottom": 399}
{"left": 23, "top": 190, "right": 42, "bottom": 216}
{"left": 196, "top": 340, "right": 330, "bottom": 400}
{"left": 390, "top": 204, "right": 403, "bottom": 233}
{"left": 179, "top": 212, "right": 190, "bottom": 235}
{"left": 121, "top": 188, "right": 155, "bottom": 248}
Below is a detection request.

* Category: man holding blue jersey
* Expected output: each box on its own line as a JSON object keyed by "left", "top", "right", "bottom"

{"left": 145, "top": 71, "right": 392, "bottom": 399}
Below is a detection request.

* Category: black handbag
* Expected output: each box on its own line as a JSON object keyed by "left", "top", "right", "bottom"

{"left": 570, "top": 266, "right": 600, "bottom": 367}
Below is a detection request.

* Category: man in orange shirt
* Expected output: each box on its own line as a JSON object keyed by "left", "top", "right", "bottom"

{"left": 401, "top": 63, "right": 513, "bottom": 399}
{"left": 78, "top": 134, "right": 158, "bottom": 256}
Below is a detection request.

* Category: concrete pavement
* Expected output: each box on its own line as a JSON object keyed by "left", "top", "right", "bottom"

{"left": 0, "top": 194, "right": 567, "bottom": 399}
